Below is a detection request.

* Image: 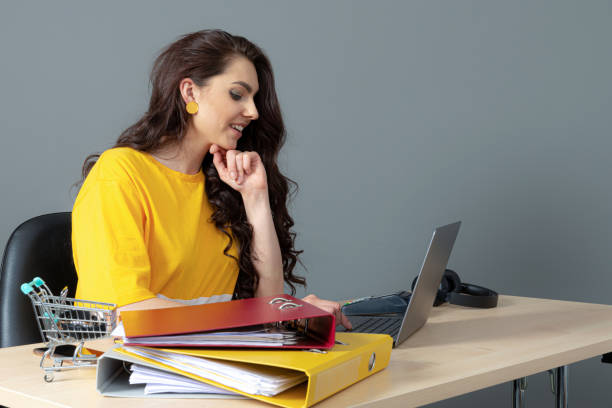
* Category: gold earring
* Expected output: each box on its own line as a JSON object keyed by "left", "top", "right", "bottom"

{"left": 186, "top": 101, "right": 199, "bottom": 115}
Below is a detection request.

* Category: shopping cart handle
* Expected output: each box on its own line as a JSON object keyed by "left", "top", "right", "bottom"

{"left": 20, "top": 283, "right": 33, "bottom": 295}
{"left": 20, "top": 277, "right": 45, "bottom": 295}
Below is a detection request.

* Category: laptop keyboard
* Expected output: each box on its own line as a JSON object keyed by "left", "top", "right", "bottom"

{"left": 342, "top": 316, "right": 402, "bottom": 338}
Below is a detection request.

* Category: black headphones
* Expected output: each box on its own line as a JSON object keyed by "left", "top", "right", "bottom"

{"left": 411, "top": 269, "right": 498, "bottom": 308}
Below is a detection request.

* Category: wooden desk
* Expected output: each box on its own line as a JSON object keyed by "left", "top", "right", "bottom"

{"left": 2, "top": 295, "right": 612, "bottom": 408}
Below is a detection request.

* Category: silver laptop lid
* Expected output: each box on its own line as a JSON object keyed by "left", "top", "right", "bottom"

{"left": 395, "top": 221, "right": 461, "bottom": 346}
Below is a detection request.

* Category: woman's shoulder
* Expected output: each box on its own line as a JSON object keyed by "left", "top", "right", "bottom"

{"left": 95, "top": 147, "right": 152, "bottom": 180}
{"left": 98, "top": 146, "right": 147, "bottom": 164}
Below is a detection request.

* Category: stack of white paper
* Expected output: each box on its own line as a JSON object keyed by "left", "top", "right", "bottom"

{"left": 129, "top": 364, "right": 240, "bottom": 395}
{"left": 123, "top": 346, "right": 307, "bottom": 397}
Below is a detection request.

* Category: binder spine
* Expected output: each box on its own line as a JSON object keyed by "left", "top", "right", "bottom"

{"left": 307, "top": 335, "right": 393, "bottom": 406}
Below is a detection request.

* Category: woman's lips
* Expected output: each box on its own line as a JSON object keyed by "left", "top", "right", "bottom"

{"left": 229, "top": 126, "right": 242, "bottom": 138}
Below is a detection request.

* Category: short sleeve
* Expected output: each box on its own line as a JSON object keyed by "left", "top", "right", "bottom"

{"left": 72, "top": 163, "right": 155, "bottom": 307}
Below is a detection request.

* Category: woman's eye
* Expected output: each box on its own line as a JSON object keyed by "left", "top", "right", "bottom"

{"left": 230, "top": 90, "right": 242, "bottom": 101}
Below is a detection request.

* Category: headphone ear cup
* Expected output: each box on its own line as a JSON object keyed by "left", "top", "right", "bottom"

{"left": 412, "top": 273, "right": 452, "bottom": 307}
{"left": 434, "top": 275, "right": 450, "bottom": 306}
{"left": 443, "top": 269, "right": 461, "bottom": 293}
{"left": 412, "top": 275, "right": 446, "bottom": 306}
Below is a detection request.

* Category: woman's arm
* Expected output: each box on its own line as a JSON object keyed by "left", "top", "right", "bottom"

{"left": 242, "top": 208, "right": 353, "bottom": 326}
{"left": 210, "top": 145, "right": 284, "bottom": 296}
{"left": 242, "top": 191, "right": 284, "bottom": 296}
{"left": 210, "top": 145, "right": 351, "bottom": 328}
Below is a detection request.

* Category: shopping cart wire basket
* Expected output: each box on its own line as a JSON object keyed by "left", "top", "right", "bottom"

{"left": 20, "top": 277, "right": 117, "bottom": 382}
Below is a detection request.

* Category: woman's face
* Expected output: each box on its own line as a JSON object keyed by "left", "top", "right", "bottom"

{"left": 190, "top": 56, "right": 260, "bottom": 151}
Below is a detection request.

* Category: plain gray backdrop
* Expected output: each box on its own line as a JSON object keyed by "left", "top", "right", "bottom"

{"left": 1, "top": 1, "right": 610, "bottom": 406}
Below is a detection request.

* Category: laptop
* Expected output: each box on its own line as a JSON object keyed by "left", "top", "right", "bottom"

{"left": 337, "top": 221, "right": 461, "bottom": 347}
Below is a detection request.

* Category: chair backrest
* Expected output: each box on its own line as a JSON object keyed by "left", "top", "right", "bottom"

{"left": 0, "top": 212, "right": 77, "bottom": 348}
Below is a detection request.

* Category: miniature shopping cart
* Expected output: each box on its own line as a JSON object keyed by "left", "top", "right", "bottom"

{"left": 20, "top": 277, "right": 117, "bottom": 382}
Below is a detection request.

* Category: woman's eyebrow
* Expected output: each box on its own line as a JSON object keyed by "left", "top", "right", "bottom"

{"left": 231, "top": 81, "right": 257, "bottom": 94}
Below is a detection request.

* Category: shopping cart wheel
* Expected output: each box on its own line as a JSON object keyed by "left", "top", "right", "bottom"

{"left": 44, "top": 373, "right": 54, "bottom": 382}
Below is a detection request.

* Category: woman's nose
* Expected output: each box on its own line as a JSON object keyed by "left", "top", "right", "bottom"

{"left": 244, "top": 99, "right": 259, "bottom": 120}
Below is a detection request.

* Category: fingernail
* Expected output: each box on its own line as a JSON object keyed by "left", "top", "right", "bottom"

{"left": 230, "top": 171, "right": 237, "bottom": 180}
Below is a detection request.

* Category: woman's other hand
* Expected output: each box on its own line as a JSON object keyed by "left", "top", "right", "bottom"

{"left": 302, "top": 294, "right": 352, "bottom": 330}
{"left": 210, "top": 144, "right": 267, "bottom": 198}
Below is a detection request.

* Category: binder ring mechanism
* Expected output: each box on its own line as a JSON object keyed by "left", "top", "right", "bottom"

{"left": 269, "top": 297, "right": 303, "bottom": 310}
{"left": 369, "top": 352, "right": 376, "bottom": 372}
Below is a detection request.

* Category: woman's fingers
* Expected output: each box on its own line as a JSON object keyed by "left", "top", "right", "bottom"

{"left": 210, "top": 147, "right": 264, "bottom": 188}
{"left": 215, "top": 149, "right": 245, "bottom": 185}
{"left": 212, "top": 151, "right": 227, "bottom": 178}
{"left": 235, "top": 153, "right": 245, "bottom": 184}
{"left": 242, "top": 152, "right": 251, "bottom": 175}
{"left": 209, "top": 144, "right": 227, "bottom": 157}
{"left": 302, "top": 294, "right": 352, "bottom": 330}
{"left": 210, "top": 144, "right": 228, "bottom": 177}
{"left": 338, "top": 312, "right": 352, "bottom": 330}
{"left": 225, "top": 150, "right": 238, "bottom": 182}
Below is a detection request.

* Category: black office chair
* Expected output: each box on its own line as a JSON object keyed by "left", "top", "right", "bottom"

{"left": 0, "top": 212, "right": 77, "bottom": 348}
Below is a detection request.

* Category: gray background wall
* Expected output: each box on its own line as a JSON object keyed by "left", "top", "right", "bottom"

{"left": 1, "top": 0, "right": 610, "bottom": 406}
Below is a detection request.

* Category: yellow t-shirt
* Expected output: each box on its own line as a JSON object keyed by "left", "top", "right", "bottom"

{"left": 72, "top": 147, "right": 239, "bottom": 307}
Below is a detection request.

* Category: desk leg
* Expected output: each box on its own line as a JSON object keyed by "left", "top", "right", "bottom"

{"left": 513, "top": 377, "right": 527, "bottom": 408}
{"left": 555, "top": 366, "right": 568, "bottom": 408}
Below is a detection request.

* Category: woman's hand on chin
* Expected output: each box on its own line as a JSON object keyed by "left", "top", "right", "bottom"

{"left": 210, "top": 144, "right": 268, "bottom": 198}
{"left": 302, "top": 294, "right": 353, "bottom": 330}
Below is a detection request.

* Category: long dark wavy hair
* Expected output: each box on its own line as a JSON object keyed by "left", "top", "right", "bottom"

{"left": 80, "top": 29, "right": 304, "bottom": 299}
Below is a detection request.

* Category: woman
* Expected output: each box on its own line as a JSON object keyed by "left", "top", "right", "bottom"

{"left": 72, "top": 29, "right": 350, "bottom": 328}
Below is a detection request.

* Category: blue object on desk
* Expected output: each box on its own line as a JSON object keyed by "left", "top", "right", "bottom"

{"left": 342, "top": 291, "right": 412, "bottom": 316}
